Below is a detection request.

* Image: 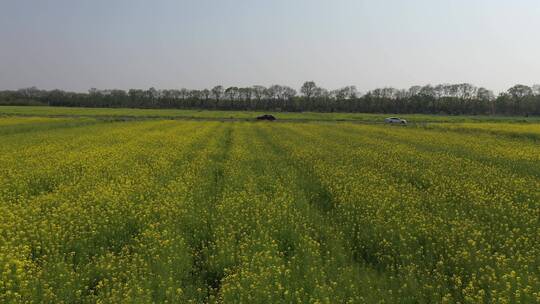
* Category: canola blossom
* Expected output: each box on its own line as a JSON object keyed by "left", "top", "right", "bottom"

{"left": 0, "top": 116, "right": 539, "bottom": 303}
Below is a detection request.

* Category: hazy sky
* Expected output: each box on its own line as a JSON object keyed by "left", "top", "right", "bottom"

{"left": 1, "top": 0, "right": 539, "bottom": 93}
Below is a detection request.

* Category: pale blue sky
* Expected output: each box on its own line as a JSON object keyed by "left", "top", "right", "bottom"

{"left": 1, "top": 0, "right": 539, "bottom": 92}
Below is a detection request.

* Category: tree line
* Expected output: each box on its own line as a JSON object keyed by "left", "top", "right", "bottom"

{"left": 1, "top": 82, "right": 540, "bottom": 116}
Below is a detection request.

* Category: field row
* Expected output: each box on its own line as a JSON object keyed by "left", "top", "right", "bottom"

{"left": 2, "top": 105, "right": 540, "bottom": 123}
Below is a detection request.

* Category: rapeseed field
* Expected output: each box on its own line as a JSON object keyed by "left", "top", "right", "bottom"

{"left": 0, "top": 116, "right": 538, "bottom": 303}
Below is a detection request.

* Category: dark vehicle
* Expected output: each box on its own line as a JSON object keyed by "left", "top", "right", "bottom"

{"left": 256, "top": 114, "right": 276, "bottom": 121}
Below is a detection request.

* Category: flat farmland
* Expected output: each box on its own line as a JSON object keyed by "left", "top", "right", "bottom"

{"left": 0, "top": 112, "right": 539, "bottom": 303}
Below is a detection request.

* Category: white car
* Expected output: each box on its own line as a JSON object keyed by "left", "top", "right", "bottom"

{"left": 385, "top": 117, "right": 407, "bottom": 124}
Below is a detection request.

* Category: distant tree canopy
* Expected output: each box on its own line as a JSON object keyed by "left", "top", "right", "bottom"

{"left": 1, "top": 83, "right": 540, "bottom": 115}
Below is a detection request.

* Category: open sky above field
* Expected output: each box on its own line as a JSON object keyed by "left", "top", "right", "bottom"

{"left": 1, "top": 0, "right": 539, "bottom": 92}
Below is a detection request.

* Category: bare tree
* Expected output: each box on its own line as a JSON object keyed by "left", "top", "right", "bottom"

{"left": 313, "top": 87, "right": 328, "bottom": 99}
{"left": 198, "top": 89, "right": 210, "bottom": 104}
{"left": 408, "top": 85, "right": 422, "bottom": 97}
{"left": 333, "top": 86, "right": 357, "bottom": 100}
{"left": 180, "top": 88, "right": 189, "bottom": 100}
{"left": 225, "top": 87, "right": 239, "bottom": 101}
{"left": 282, "top": 86, "right": 297, "bottom": 99}
{"left": 476, "top": 87, "right": 494, "bottom": 101}
{"left": 508, "top": 84, "right": 533, "bottom": 99}
{"left": 238, "top": 87, "right": 253, "bottom": 101}
{"left": 252, "top": 85, "right": 266, "bottom": 101}
{"left": 211, "top": 85, "right": 224, "bottom": 101}
{"left": 189, "top": 90, "right": 201, "bottom": 100}
{"left": 532, "top": 84, "right": 540, "bottom": 96}
{"left": 301, "top": 81, "right": 317, "bottom": 100}
{"left": 266, "top": 85, "right": 280, "bottom": 100}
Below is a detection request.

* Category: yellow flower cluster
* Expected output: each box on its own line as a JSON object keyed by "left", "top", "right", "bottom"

{"left": 0, "top": 116, "right": 539, "bottom": 303}
{"left": 428, "top": 122, "right": 540, "bottom": 141}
